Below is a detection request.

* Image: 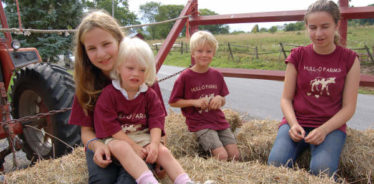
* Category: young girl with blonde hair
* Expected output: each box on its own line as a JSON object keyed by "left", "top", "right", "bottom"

{"left": 94, "top": 37, "right": 192, "bottom": 184}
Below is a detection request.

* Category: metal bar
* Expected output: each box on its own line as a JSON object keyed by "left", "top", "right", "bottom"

{"left": 189, "top": 6, "right": 374, "bottom": 25}
{"left": 339, "top": 0, "right": 349, "bottom": 46}
{"left": 155, "top": 0, "right": 197, "bottom": 72}
{"left": 216, "top": 68, "right": 374, "bottom": 87}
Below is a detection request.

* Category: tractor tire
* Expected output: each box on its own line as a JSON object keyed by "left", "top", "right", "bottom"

{"left": 10, "top": 63, "right": 80, "bottom": 161}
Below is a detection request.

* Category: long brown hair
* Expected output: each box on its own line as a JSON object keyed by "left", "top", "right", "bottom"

{"left": 304, "top": 0, "right": 341, "bottom": 45}
{"left": 73, "top": 10, "right": 124, "bottom": 113}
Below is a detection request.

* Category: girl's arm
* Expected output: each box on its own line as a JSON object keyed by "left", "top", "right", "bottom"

{"left": 305, "top": 58, "right": 360, "bottom": 144}
{"left": 81, "top": 126, "right": 112, "bottom": 168}
{"left": 281, "top": 63, "right": 306, "bottom": 141}
{"left": 145, "top": 128, "right": 162, "bottom": 163}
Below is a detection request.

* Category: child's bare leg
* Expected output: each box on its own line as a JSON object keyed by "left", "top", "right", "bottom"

{"left": 211, "top": 146, "right": 228, "bottom": 161}
{"left": 108, "top": 140, "right": 150, "bottom": 179}
{"left": 225, "top": 144, "right": 240, "bottom": 161}
{"left": 156, "top": 144, "right": 190, "bottom": 183}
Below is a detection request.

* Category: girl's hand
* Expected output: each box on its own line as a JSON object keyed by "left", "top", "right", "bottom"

{"left": 305, "top": 127, "right": 327, "bottom": 145}
{"left": 289, "top": 124, "right": 305, "bottom": 142}
{"left": 132, "top": 144, "right": 147, "bottom": 159}
{"left": 93, "top": 143, "right": 112, "bottom": 168}
{"left": 145, "top": 142, "right": 159, "bottom": 163}
{"left": 209, "top": 95, "right": 223, "bottom": 110}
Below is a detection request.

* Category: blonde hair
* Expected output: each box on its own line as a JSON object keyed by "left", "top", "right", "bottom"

{"left": 304, "top": 0, "right": 341, "bottom": 45}
{"left": 190, "top": 30, "right": 218, "bottom": 53}
{"left": 111, "top": 37, "right": 156, "bottom": 86}
{"left": 73, "top": 10, "right": 124, "bottom": 112}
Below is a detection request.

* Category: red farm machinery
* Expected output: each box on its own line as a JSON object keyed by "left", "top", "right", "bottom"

{"left": 0, "top": 1, "right": 79, "bottom": 170}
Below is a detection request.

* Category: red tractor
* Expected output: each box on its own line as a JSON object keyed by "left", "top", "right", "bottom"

{"left": 0, "top": 2, "right": 79, "bottom": 170}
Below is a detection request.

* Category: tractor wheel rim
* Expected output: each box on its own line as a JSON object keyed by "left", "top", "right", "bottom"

{"left": 19, "top": 90, "right": 53, "bottom": 157}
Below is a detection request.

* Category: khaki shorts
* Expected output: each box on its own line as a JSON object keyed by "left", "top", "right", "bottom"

{"left": 195, "top": 128, "right": 237, "bottom": 151}
{"left": 104, "top": 128, "right": 151, "bottom": 147}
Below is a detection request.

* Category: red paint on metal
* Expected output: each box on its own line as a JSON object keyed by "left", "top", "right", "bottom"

{"left": 155, "top": 0, "right": 197, "bottom": 72}
{"left": 190, "top": 10, "right": 306, "bottom": 25}
{"left": 0, "top": 1, "right": 12, "bottom": 46}
{"left": 339, "top": 0, "right": 349, "bottom": 46}
{"left": 216, "top": 68, "right": 285, "bottom": 81}
{"left": 216, "top": 68, "right": 374, "bottom": 87}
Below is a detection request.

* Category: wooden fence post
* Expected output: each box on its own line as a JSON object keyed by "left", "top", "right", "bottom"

{"left": 155, "top": 44, "right": 159, "bottom": 52}
{"left": 181, "top": 41, "right": 184, "bottom": 54}
{"left": 364, "top": 44, "right": 374, "bottom": 63}
{"left": 255, "top": 46, "right": 259, "bottom": 59}
{"left": 228, "top": 42, "right": 234, "bottom": 61}
{"left": 279, "top": 42, "right": 287, "bottom": 59}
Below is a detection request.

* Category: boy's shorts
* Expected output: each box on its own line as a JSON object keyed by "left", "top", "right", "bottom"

{"left": 195, "top": 128, "right": 237, "bottom": 151}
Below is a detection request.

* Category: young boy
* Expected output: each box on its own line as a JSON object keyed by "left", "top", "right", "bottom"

{"left": 169, "top": 31, "right": 240, "bottom": 161}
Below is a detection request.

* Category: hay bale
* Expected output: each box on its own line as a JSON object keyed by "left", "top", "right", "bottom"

{"left": 5, "top": 147, "right": 337, "bottom": 184}
{"left": 165, "top": 110, "right": 201, "bottom": 158}
{"left": 5, "top": 147, "right": 88, "bottom": 184}
{"left": 5, "top": 110, "right": 373, "bottom": 183}
{"left": 339, "top": 128, "right": 374, "bottom": 183}
{"left": 162, "top": 156, "right": 337, "bottom": 184}
{"left": 222, "top": 108, "right": 243, "bottom": 132}
{"left": 235, "top": 120, "right": 374, "bottom": 183}
{"left": 236, "top": 119, "right": 278, "bottom": 162}
{"left": 165, "top": 109, "right": 242, "bottom": 158}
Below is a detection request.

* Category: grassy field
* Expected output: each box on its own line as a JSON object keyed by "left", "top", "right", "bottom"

{"left": 150, "top": 25, "right": 374, "bottom": 73}
{"left": 149, "top": 25, "right": 374, "bottom": 94}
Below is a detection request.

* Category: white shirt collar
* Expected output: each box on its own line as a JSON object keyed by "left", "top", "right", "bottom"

{"left": 112, "top": 80, "right": 148, "bottom": 100}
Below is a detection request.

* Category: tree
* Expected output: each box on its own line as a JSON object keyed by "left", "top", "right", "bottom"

{"left": 269, "top": 26, "right": 278, "bottom": 33}
{"left": 83, "top": 0, "right": 139, "bottom": 31}
{"left": 251, "top": 24, "right": 259, "bottom": 33}
{"left": 154, "top": 5, "right": 184, "bottom": 39}
{"left": 198, "top": 9, "right": 229, "bottom": 35}
{"left": 4, "top": 0, "right": 83, "bottom": 62}
{"left": 284, "top": 21, "right": 304, "bottom": 32}
{"left": 139, "top": 2, "right": 161, "bottom": 39}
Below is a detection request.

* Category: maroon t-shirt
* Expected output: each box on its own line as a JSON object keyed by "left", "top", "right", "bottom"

{"left": 69, "top": 96, "right": 94, "bottom": 127}
{"left": 68, "top": 82, "right": 166, "bottom": 128}
{"left": 169, "top": 68, "right": 230, "bottom": 132}
{"left": 280, "top": 44, "right": 357, "bottom": 133}
{"left": 94, "top": 84, "right": 165, "bottom": 138}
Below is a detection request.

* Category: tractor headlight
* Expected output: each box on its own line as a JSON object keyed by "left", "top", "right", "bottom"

{"left": 11, "top": 40, "right": 21, "bottom": 50}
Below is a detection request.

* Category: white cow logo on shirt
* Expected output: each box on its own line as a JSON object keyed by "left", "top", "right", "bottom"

{"left": 307, "top": 77, "right": 336, "bottom": 98}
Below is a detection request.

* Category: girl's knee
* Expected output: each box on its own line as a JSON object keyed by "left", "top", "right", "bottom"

{"left": 108, "top": 140, "right": 131, "bottom": 153}
{"left": 158, "top": 144, "right": 172, "bottom": 158}
{"left": 310, "top": 158, "right": 338, "bottom": 177}
{"left": 267, "top": 153, "right": 294, "bottom": 168}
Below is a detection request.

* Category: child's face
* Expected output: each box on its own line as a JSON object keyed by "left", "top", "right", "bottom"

{"left": 83, "top": 27, "right": 119, "bottom": 75}
{"left": 192, "top": 44, "right": 215, "bottom": 68}
{"left": 306, "top": 11, "right": 338, "bottom": 51}
{"left": 117, "top": 57, "right": 146, "bottom": 92}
